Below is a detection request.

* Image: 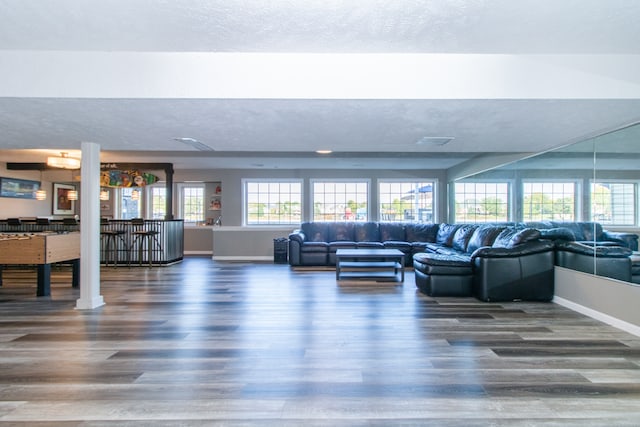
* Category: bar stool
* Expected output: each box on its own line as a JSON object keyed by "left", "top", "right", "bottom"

{"left": 130, "top": 218, "right": 161, "bottom": 267}
{"left": 100, "top": 218, "right": 127, "bottom": 267}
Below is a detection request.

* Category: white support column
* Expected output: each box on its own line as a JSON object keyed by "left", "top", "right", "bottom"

{"left": 76, "top": 141, "right": 105, "bottom": 310}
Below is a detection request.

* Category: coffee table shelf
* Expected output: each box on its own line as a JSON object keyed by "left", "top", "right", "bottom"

{"left": 335, "top": 249, "right": 405, "bottom": 282}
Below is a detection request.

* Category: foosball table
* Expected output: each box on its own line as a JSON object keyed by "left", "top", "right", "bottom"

{"left": 0, "top": 232, "right": 81, "bottom": 296}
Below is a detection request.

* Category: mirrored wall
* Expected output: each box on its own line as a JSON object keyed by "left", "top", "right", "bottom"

{"left": 455, "top": 121, "right": 640, "bottom": 284}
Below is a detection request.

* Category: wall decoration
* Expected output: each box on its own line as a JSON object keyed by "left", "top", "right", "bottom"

{"left": 0, "top": 177, "right": 41, "bottom": 199}
{"left": 100, "top": 170, "right": 159, "bottom": 188}
{"left": 53, "top": 183, "right": 76, "bottom": 215}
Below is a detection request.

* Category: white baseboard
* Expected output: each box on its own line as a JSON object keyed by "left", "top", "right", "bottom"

{"left": 553, "top": 296, "right": 640, "bottom": 337}
{"left": 184, "top": 251, "right": 213, "bottom": 255}
{"left": 211, "top": 256, "right": 275, "bottom": 262}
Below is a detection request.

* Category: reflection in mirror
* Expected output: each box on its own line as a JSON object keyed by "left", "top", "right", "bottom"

{"left": 454, "top": 122, "right": 640, "bottom": 284}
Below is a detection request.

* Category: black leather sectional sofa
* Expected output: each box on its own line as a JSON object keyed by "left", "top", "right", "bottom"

{"left": 288, "top": 221, "right": 639, "bottom": 301}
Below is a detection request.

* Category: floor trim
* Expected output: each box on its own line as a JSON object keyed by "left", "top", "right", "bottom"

{"left": 554, "top": 295, "right": 640, "bottom": 337}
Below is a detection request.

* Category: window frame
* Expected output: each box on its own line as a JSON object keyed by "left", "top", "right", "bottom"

{"left": 310, "top": 179, "right": 370, "bottom": 222}
{"left": 177, "top": 182, "right": 206, "bottom": 224}
{"left": 242, "top": 179, "right": 304, "bottom": 226}
{"left": 378, "top": 179, "right": 437, "bottom": 223}
{"left": 521, "top": 179, "right": 579, "bottom": 222}
{"left": 147, "top": 184, "right": 167, "bottom": 220}
{"left": 453, "top": 180, "right": 512, "bottom": 223}
{"left": 590, "top": 179, "right": 637, "bottom": 226}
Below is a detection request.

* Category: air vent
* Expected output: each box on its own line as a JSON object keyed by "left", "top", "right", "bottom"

{"left": 173, "top": 137, "right": 215, "bottom": 151}
{"left": 416, "top": 136, "right": 455, "bottom": 146}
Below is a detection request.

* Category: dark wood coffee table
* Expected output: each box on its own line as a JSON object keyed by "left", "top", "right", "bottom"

{"left": 335, "top": 248, "right": 405, "bottom": 282}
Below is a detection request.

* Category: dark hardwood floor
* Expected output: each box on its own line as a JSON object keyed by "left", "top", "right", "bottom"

{"left": 1, "top": 257, "right": 639, "bottom": 426}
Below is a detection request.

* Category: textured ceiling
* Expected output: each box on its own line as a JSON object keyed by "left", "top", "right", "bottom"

{"left": 0, "top": 0, "right": 639, "bottom": 169}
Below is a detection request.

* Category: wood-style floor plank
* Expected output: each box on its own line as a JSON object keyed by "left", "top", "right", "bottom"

{"left": 1, "top": 257, "right": 640, "bottom": 425}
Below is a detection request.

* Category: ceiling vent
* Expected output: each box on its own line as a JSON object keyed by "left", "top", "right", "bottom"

{"left": 173, "top": 137, "right": 215, "bottom": 151}
{"left": 416, "top": 136, "right": 455, "bottom": 146}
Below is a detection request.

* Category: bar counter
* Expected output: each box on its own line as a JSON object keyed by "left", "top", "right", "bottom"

{"left": 0, "top": 218, "right": 184, "bottom": 266}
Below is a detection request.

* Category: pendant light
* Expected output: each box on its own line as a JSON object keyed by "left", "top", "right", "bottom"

{"left": 35, "top": 169, "right": 47, "bottom": 200}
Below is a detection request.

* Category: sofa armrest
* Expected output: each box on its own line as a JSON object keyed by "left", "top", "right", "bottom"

{"left": 601, "top": 231, "right": 639, "bottom": 251}
{"left": 471, "top": 240, "right": 555, "bottom": 260}
{"left": 288, "top": 230, "right": 306, "bottom": 244}
{"left": 556, "top": 240, "right": 632, "bottom": 257}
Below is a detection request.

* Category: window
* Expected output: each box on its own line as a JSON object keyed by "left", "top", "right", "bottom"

{"left": 149, "top": 185, "right": 166, "bottom": 219}
{"left": 120, "top": 187, "right": 142, "bottom": 219}
{"left": 312, "top": 181, "right": 368, "bottom": 221}
{"left": 179, "top": 184, "right": 205, "bottom": 223}
{"left": 454, "top": 182, "right": 510, "bottom": 223}
{"left": 591, "top": 182, "right": 636, "bottom": 225}
{"left": 379, "top": 181, "right": 435, "bottom": 222}
{"left": 522, "top": 181, "right": 576, "bottom": 221}
{"left": 244, "top": 180, "right": 302, "bottom": 225}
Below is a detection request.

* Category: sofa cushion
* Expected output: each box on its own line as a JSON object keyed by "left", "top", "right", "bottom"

{"left": 380, "top": 222, "right": 406, "bottom": 241}
{"left": 405, "top": 223, "right": 439, "bottom": 243}
{"left": 356, "top": 241, "right": 384, "bottom": 249}
{"left": 435, "top": 224, "right": 461, "bottom": 246}
{"left": 413, "top": 252, "right": 472, "bottom": 270}
{"left": 551, "top": 221, "right": 603, "bottom": 241}
{"left": 355, "top": 222, "right": 380, "bottom": 242}
{"left": 493, "top": 228, "right": 540, "bottom": 249}
{"left": 466, "top": 226, "right": 506, "bottom": 253}
{"left": 301, "top": 222, "right": 329, "bottom": 242}
{"left": 300, "top": 242, "right": 329, "bottom": 252}
{"left": 383, "top": 241, "right": 411, "bottom": 250}
{"left": 451, "top": 224, "right": 479, "bottom": 252}
{"left": 328, "top": 222, "right": 355, "bottom": 242}
{"left": 539, "top": 227, "right": 575, "bottom": 241}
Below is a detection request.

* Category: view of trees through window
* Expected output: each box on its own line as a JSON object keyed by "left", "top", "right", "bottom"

{"left": 313, "top": 181, "right": 368, "bottom": 221}
{"left": 245, "top": 181, "right": 302, "bottom": 225}
{"left": 379, "top": 181, "right": 434, "bottom": 222}
{"left": 454, "top": 182, "right": 509, "bottom": 223}
{"left": 522, "top": 182, "right": 575, "bottom": 221}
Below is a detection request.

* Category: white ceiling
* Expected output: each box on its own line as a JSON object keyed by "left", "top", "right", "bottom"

{"left": 0, "top": 0, "right": 639, "bottom": 170}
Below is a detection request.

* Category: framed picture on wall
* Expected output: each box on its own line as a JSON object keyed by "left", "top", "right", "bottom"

{"left": 0, "top": 177, "right": 40, "bottom": 199}
{"left": 53, "top": 183, "right": 76, "bottom": 215}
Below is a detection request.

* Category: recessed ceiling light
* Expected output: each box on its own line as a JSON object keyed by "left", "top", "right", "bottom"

{"left": 173, "top": 137, "right": 215, "bottom": 151}
{"left": 416, "top": 136, "right": 455, "bottom": 146}
{"left": 316, "top": 150, "right": 333, "bottom": 154}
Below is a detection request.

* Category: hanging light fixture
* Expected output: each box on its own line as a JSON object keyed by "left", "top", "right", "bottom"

{"left": 131, "top": 189, "right": 140, "bottom": 201}
{"left": 67, "top": 190, "right": 78, "bottom": 201}
{"left": 47, "top": 152, "right": 80, "bottom": 169}
{"left": 100, "top": 189, "right": 110, "bottom": 201}
{"left": 35, "top": 188, "right": 47, "bottom": 200}
{"left": 35, "top": 169, "right": 47, "bottom": 200}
